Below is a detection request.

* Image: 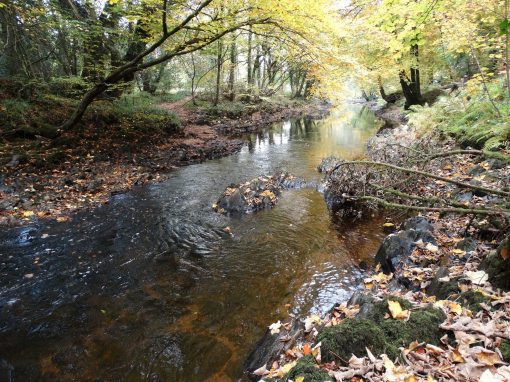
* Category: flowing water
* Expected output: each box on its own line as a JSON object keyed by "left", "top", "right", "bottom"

{"left": 0, "top": 104, "right": 384, "bottom": 382}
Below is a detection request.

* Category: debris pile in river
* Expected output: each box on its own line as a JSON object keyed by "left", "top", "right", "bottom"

{"left": 214, "top": 172, "right": 304, "bottom": 214}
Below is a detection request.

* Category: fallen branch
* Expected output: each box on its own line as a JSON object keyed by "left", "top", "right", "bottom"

{"left": 372, "top": 185, "right": 510, "bottom": 214}
{"left": 423, "top": 149, "right": 483, "bottom": 161}
{"left": 330, "top": 160, "right": 510, "bottom": 198}
{"left": 346, "top": 195, "right": 510, "bottom": 216}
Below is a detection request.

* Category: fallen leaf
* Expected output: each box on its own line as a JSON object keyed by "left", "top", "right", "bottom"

{"left": 253, "top": 365, "right": 269, "bottom": 376}
{"left": 475, "top": 349, "right": 502, "bottom": 366}
{"left": 387, "top": 300, "right": 410, "bottom": 320}
{"left": 425, "top": 243, "right": 439, "bottom": 253}
{"left": 464, "top": 270, "right": 489, "bottom": 285}
{"left": 480, "top": 369, "right": 505, "bottom": 382}
{"left": 435, "top": 300, "right": 463, "bottom": 315}
{"left": 303, "top": 343, "right": 312, "bottom": 356}
{"left": 304, "top": 314, "right": 322, "bottom": 331}
{"left": 269, "top": 321, "right": 282, "bottom": 335}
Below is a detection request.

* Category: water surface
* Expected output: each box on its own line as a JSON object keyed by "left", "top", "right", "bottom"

{"left": 0, "top": 104, "right": 384, "bottom": 381}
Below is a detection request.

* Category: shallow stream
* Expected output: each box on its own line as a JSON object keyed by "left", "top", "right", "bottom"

{"left": 0, "top": 104, "right": 384, "bottom": 381}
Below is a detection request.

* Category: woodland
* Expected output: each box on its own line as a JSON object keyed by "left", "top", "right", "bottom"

{"left": 2, "top": 0, "right": 510, "bottom": 382}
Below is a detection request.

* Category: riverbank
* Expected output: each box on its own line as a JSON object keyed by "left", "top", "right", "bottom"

{"left": 0, "top": 95, "right": 328, "bottom": 226}
{"left": 246, "top": 98, "right": 510, "bottom": 381}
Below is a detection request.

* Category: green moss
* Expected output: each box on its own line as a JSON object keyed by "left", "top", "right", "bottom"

{"left": 379, "top": 307, "right": 445, "bottom": 350}
{"left": 318, "top": 300, "right": 445, "bottom": 362}
{"left": 482, "top": 252, "right": 510, "bottom": 291}
{"left": 428, "top": 278, "right": 461, "bottom": 300}
{"left": 499, "top": 340, "right": 510, "bottom": 362}
{"left": 319, "top": 318, "right": 392, "bottom": 362}
{"left": 364, "top": 297, "right": 413, "bottom": 323}
{"left": 281, "top": 355, "right": 333, "bottom": 382}
{"left": 459, "top": 290, "right": 488, "bottom": 313}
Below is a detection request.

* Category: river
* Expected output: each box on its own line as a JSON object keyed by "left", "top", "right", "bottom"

{"left": 0, "top": 103, "right": 385, "bottom": 382}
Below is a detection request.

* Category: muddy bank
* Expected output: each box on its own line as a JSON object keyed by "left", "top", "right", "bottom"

{"left": 0, "top": 99, "right": 328, "bottom": 226}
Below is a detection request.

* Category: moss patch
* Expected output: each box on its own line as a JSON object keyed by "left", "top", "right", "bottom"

{"left": 499, "top": 340, "right": 510, "bottom": 362}
{"left": 319, "top": 319, "right": 391, "bottom": 361}
{"left": 482, "top": 252, "right": 510, "bottom": 291}
{"left": 318, "top": 299, "right": 445, "bottom": 362}
{"left": 427, "top": 277, "right": 461, "bottom": 300}
{"left": 281, "top": 355, "right": 333, "bottom": 382}
{"left": 459, "top": 290, "right": 488, "bottom": 313}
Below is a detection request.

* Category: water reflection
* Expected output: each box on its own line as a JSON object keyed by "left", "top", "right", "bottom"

{"left": 0, "top": 104, "right": 382, "bottom": 382}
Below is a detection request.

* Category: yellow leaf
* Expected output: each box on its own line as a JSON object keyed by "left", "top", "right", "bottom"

{"left": 476, "top": 349, "right": 502, "bottom": 366}
{"left": 275, "top": 361, "right": 297, "bottom": 378}
{"left": 387, "top": 300, "right": 410, "bottom": 320}
{"left": 451, "top": 348, "right": 465, "bottom": 363}
{"left": 296, "top": 377, "right": 305, "bottom": 382}
{"left": 23, "top": 210, "right": 34, "bottom": 217}
{"left": 435, "top": 300, "right": 462, "bottom": 315}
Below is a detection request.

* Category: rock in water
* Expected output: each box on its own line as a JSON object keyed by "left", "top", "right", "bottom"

{"left": 214, "top": 172, "right": 304, "bottom": 214}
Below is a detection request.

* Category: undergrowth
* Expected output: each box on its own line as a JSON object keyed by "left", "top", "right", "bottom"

{"left": 0, "top": 88, "right": 181, "bottom": 139}
{"left": 409, "top": 81, "right": 510, "bottom": 153}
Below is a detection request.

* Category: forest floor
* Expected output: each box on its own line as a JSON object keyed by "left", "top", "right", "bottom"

{"left": 0, "top": 96, "right": 328, "bottom": 226}
{"left": 247, "top": 103, "right": 510, "bottom": 382}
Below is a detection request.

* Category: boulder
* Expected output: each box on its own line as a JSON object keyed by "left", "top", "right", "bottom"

{"left": 374, "top": 217, "right": 436, "bottom": 274}
{"left": 318, "top": 297, "right": 445, "bottom": 361}
{"left": 480, "top": 237, "right": 510, "bottom": 291}
{"left": 282, "top": 355, "right": 333, "bottom": 382}
{"left": 244, "top": 320, "right": 302, "bottom": 378}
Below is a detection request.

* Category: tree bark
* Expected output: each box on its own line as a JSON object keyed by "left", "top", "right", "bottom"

{"left": 227, "top": 34, "right": 237, "bottom": 101}
{"left": 399, "top": 45, "right": 424, "bottom": 109}
{"left": 247, "top": 26, "right": 253, "bottom": 88}
{"left": 214, "top": 39, "right": 223, "bottom": 106}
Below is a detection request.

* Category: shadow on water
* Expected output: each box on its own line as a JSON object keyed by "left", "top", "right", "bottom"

{"left": 0, "top": 105, "right": 383, "bottom": 382}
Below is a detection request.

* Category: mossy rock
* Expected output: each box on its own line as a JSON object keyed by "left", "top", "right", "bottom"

{"left": 482, "top": 251, "right": 510, "bottom": 291}
{"left": 459, "top": 290, "right": 488, "bottom": 313}
{"left": 499, "top": 340, "right": 510, "bottom": 362}
{"left": 319, "top": 318, "right": 395, "bottom": 361}
{"left": 281, "top": 356, "right": 333, "bottom": 382}
{"left": 427, "top": 277, "right": 461, "bottom": 300}
{"left": 318, "top": 299, "right": 445, "bottom": 361}
{"left": 362, "top": 297, "right": 412, "bottom": 323}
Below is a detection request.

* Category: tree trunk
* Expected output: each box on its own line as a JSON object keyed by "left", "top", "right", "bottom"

{"left": 228, "top": 34, "right": 237, "bottom": 101}
{"left": 214, "top": 39, "right": 223, "bottom": 106}
{"left": 399, "top": 45, "right": 423, "bottom": 109}
{"left": 247, "top": 26, "right": 253, "bottom": 88}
